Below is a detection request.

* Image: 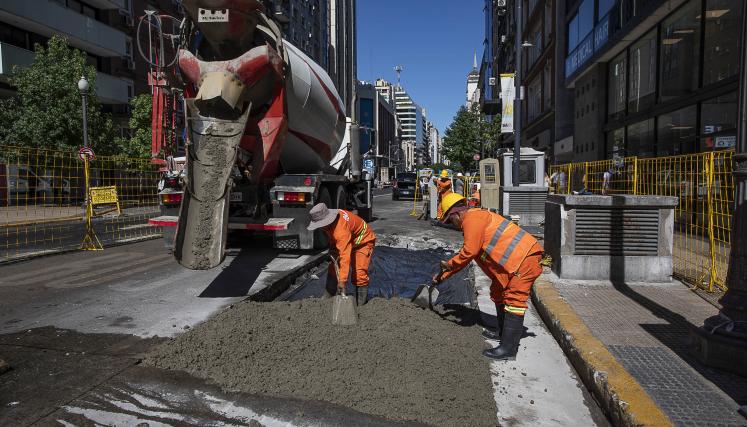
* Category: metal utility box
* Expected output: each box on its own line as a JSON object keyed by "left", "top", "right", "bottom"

{"left": 479, "top": 159, "right": 501, "bottom": 211}
{"left": 499, "top": 148, "right": 548, "bottom": 226}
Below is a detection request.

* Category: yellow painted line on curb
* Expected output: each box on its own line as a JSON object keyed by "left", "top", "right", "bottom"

{"left": 532, "top": 277, "right": 673, "bottom": 427}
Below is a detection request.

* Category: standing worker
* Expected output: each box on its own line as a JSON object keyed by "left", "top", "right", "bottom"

{"left": 432, "top": 194, "right": 543, "bottom": 361}
{"left": 433, "top": 170, "right": 453, "bottom": 218}
{"left": 307, "top": 203, "right": 376, "bottom": 305}
{"left": 454, "top": 172, "right": 465, "bottom": 196}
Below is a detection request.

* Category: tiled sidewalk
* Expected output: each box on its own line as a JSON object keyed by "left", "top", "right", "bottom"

{"left": 549, "top": 276, "right": 747, "bottom": 426}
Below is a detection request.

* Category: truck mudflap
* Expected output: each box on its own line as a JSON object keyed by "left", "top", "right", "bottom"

{"left": 173, "top": 102, "right": 250, "bottom": 270}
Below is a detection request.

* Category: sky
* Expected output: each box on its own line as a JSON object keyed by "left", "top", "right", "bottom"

{"left": 356, "top": 0, "right": 484, "bottom": 134}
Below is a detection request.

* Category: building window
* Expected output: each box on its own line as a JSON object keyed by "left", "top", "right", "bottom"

{"left": 701, "top": 92, "right": 738, "bottom": 150}
{"left": 626, "top": 119, "right": 655, "bottom": 158}
{"left": 598, "top": 0, "right": 615, "bottom": 19}
{"left": 610, "top": 54, "right": 627, "bottom": 121}
{"left": 656, "top": 105, "right": 697, "bottom": 156}
{"left": 527, "top": 76, "right": 542, "bottom": 122}
{"left": 703, "top": 0, "right": 743, "bottom": 86}
{"left": 567, "top": 0, "right": 594, "bottom": 53}
{"left": 628, "top": 29, "right": 656, "bottom": 114}
{"left": 543, "top": 60, "right": 552, "bottom": 110}
{"left": 659, "top": 0, "right": 701, "bottom": 102}
{"left": 544, "top": 0, "right": 553, "bottom": 45}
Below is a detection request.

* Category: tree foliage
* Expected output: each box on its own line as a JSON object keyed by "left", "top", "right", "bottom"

{"left": 441, "top": 105, "right": 501, "bottom": 171}
{"left": 0, "top": 36, "right": 121, "bottom": 154}
{"left": 118, "top": 94, "right": 153, "bottom": 158}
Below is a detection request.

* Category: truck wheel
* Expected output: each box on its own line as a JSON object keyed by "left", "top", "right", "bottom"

{"left": 313, "top": 187, "right": 332, "bottom": 250}
{"left": 333, "top": 185, "right": 347, "bottom": 210}
{"left": 358, "top": 206, "right": 373, "bottom": 222}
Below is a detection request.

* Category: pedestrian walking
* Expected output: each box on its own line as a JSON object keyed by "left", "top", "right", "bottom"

{"left": 602, "top": 168, "right": 614, "bottom": 195}
{"left": 307, "top": 203, "right": 376, "bottom": 306}
{"left": 432, "top": 194, "right": 544, "bottom": 361}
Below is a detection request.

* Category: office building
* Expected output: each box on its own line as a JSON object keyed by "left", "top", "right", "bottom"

{"left": 357, "top": 80, "right": 397, "bottom": 183}
{"left": 563, "top": 0, "right": 743, "bottom": 162}
{"left": 0, "top": 0, "right": 184, "bottom": 139}
{"left": 393, "top": 85, "right": 425, "bottom": 169}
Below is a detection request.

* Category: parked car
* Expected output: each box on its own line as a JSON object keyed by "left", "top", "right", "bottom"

{"left": 6, "top": 165, "right": 71, "bottom": 205}
{"left": 392, "top": 172, "right": 417, "bottom": 200}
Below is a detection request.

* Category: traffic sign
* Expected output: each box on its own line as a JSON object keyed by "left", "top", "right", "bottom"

{"left": 78, "top": 147, "right": 95, "bottom": 161}
{"left": 363, "top": 159, "right": 374, "bottom": 169}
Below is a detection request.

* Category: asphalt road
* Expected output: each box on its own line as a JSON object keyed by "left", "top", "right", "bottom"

{"left": 0, "top": 188, "right": 607, "bottom": 426}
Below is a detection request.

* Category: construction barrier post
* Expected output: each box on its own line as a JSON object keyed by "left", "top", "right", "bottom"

{"left": 80, "top": 155, "right": 103, "bottom": 251}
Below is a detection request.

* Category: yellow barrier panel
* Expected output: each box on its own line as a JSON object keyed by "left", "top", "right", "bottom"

{"left": 90, "top": 185, "right": 122, "bottom": 216}
{"left": 550, "top": 151, "right": 735, "bottom": 292}
{"left": 0, "top": 145, "right": 163, "bottom": 262}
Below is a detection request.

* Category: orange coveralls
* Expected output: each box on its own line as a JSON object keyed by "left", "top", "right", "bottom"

{"left": 436, "top": 178, "right": 453, "bottom": 218}
{"left": 440, "top": 209, "right": 543, "bottom": 314}
{"left": 325, "top": 210, "right": 376, "bottom": 287}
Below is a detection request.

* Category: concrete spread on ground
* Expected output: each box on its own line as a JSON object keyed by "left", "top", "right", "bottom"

{"left": 144, "top": 298, "right": 498, "bottom": 426}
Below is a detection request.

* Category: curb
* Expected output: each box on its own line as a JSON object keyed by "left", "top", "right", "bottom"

{"left": 531, "top": 277, "right": 673, "bottom": 427}
{"left": 248, "top": 251, "right": 328, "bottom": 302}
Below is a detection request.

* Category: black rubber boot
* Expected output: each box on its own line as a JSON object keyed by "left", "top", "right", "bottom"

{"left": 483, "top": 312, "right": 525, "bottom": 361}
{"left": 355, "top": 285, "right": 369, "bottom": 306}
{"left": 482, "top": 304, "right": 505, "bottom": 340}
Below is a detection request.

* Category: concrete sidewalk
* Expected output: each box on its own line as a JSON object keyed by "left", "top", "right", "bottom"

{"left": 533, "top": 273, "right": 747, "bottom": 426}
{"left": 474, "top": 269, "right": 608, "bottom": 426}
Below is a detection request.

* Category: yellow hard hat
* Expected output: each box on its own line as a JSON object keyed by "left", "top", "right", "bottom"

{"left": 440, "top": 169, "right": 449, "bottom": 178}
{"left": 439, "top": 193, "right": 466, "bottom": 221}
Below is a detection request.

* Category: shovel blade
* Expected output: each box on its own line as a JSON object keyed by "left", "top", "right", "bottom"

{"left": 331, "top": 295, "right": 357, "bottom": 325}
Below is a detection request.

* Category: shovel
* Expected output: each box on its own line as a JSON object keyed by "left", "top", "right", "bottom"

{"left": 329, "top": 256, "right": 357, "bottom": 326}
{"left": 412, "top": 268, "right": 444, "bottom": 310}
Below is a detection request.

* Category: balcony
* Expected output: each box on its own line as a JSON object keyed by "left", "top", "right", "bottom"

{"left": 0, "top": 0, "right": 127, "bottom": 57}
{"left": 0, "top": 42, "right": 131, "bottom": 104}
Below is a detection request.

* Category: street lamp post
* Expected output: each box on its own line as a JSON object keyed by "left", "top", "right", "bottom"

{"left": 692, "top": 9, "right": 747, "bottom": 375}
{"left": 78, "top": 76, "right": 89, "bottom": 148}
{"left": 512, "top": 0, "right": 523, "bottom": 187}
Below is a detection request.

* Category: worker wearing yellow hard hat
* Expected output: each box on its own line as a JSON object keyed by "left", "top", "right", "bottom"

{"left": 433, "top": 169, "right": 452, "bottom": 218}
{"left": 433, "top": 194, "right": 544, "bottom": 361}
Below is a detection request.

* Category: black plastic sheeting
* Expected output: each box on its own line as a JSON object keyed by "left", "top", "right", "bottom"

{"left": 286, "top": 246, "right": 473, "bottom": 305}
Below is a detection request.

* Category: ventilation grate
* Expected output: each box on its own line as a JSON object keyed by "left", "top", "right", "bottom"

{"left": 574, "top": 208, "right": 659, "bottom": 256}
{"left": 508, "top": 192, "right": 546, "bottom": 215}
{"left": 275, "top": 235, "right": 300, "bottom": 250}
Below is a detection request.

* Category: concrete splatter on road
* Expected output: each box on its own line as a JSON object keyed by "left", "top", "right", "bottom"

{"left": 145, "top": 298, "right": 498, "bottom": 426}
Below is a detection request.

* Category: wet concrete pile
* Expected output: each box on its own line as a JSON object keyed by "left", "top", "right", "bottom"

{"left": 145, "top": 298, "right": 497, "bottom": 426}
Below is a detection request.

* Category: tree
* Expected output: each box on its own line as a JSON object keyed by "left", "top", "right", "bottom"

{"left": 441, "top": 105, "right": 501, "bottom": 171}
{"left": 0, "top": 36, "right": 119, "bottom": 154}
{"left": 117, "top": 94, "right": 153, "bottom": 159}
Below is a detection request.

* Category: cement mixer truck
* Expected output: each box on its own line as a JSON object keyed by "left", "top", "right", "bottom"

{"left": 148, "top": 0, "right": 372, "bottom": 270}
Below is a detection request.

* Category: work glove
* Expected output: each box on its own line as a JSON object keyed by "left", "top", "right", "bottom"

{"left": 439, "top": 260, "right": 451, "bottom": 272}
{"left": 337, "top": 283, "right": 347, "bottom": 295}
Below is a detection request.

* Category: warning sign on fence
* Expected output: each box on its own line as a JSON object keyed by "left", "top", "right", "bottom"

{"left": 90, "top": 186, "right": 121, "bottom": 216}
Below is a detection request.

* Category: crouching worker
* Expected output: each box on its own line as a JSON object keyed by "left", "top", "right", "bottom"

{"left": 307, "top": 203, "right": 376, "bottom": 306}
{"left": 433, "top": 194, "right": 543, "bottom": 361}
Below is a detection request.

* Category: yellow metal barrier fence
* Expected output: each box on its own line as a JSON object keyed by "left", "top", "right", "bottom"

{"left": 549, "top": 151, "right": 735, "bottom": 292}
{"left": 0, "top": 145, "right": 163, "bottom": 262}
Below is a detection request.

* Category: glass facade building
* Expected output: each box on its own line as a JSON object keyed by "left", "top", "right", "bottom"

{"left": 566, "top": 0, "right": 743, "bottom": 161}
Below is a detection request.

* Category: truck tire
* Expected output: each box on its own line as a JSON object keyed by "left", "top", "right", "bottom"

{"left": 313, "top": 187, "right": 332, "bottom": 250}
{"left": 333, "top": 185, "right": 347, "bottom": 210}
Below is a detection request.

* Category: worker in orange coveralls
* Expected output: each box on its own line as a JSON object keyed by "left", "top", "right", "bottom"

{"left": 433, "top": 169, "right": 453, "bottom": 219}
{"left": 432, "top": 194, "right": 543, "bottom": 361}
{"left": 307, "top": 203, "right": 376, "bottom": 306}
